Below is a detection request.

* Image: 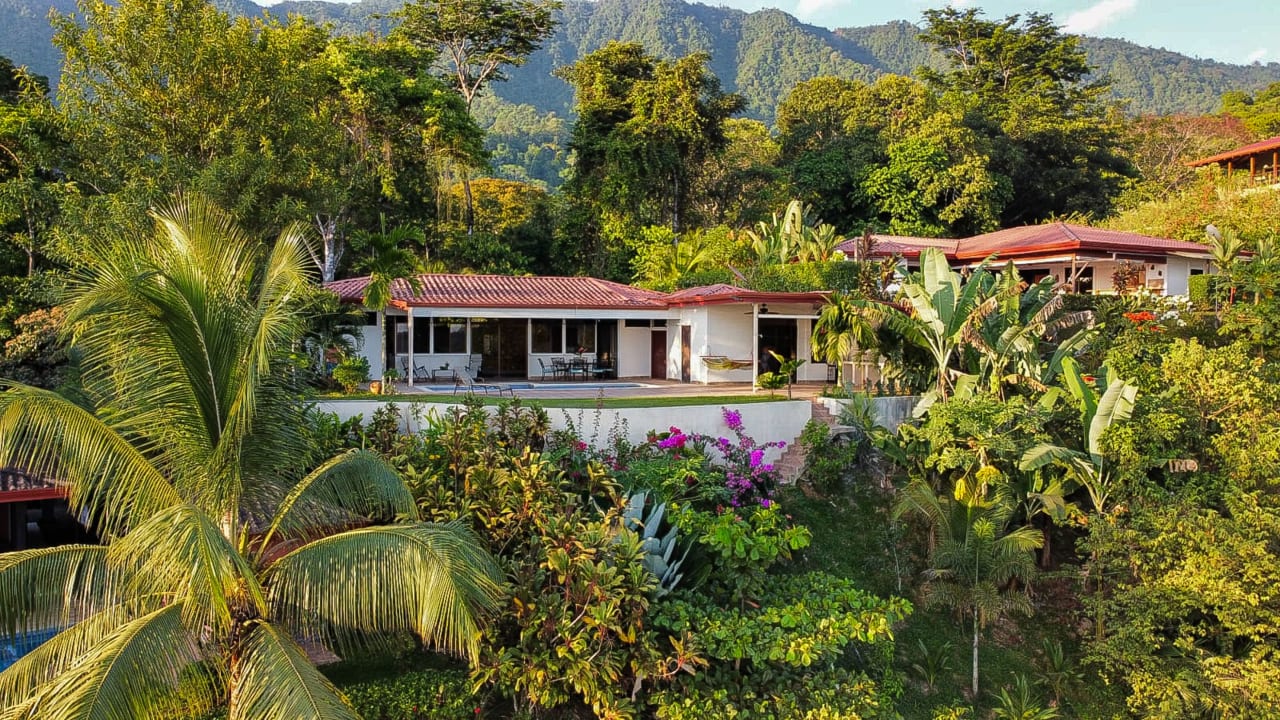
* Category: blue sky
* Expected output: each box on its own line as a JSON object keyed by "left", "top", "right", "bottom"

{"left": 726, "top": 0, "right": 1280, "bottom": 65}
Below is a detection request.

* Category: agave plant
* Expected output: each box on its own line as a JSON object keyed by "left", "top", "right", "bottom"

{"left": 622, "top": 492, "right": 685, "bottom": 596}
{"left": 0, "top": 196, "right": 501, "bottom": 718}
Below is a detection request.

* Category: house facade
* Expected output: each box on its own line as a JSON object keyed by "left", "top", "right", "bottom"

{"left": 325, "top": 275, "right": 834, "bottom": 385}
{"left": 843, "top": 223, "right": 1214, "bottom": 296}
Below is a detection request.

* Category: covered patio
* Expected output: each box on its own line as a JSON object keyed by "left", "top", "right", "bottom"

{"left": 327, "top": 274, "right": 671, "bottom": 383}
{"left": 664, "top": 284, "right": 835, "bottom": 387}
{"left": 1188, "top": 134, "right": 1280, "bottom": 188}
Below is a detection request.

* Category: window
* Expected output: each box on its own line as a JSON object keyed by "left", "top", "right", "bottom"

{"left": 565, "top": 320, "right": 596, "bottom": 353}
{"left": 432, "top": 318, "right": 467, "bottom": 354}
{"left": 624, "top": 319, "right": 650, "bottom": 328}
{"left": 412, "top": 318, "right": 429, "bottom": 354}
{"left": 364, "top": 312, "right": 378, "bottom": 326}
{"left": 531, "top": 319, "right": 562, "bottom": 353}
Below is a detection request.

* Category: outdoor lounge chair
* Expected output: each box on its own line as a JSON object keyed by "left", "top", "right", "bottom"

{"left": 453, "top": 367, "right": 515, "bottom": 397}
{"left": 400, "top": 358, "right": 430, "bottom": 383}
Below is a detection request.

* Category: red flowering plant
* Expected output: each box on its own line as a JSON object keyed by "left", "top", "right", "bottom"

{"left": 1122, "top": 310, "right": 1164, "bottom": 332}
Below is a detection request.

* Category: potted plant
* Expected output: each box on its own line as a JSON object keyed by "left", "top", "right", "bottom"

{"left": 756, "top": 351, "right": 807, "bottom": 399}
{"left": 381, "top": 368, "right": 400, "bottom": 394}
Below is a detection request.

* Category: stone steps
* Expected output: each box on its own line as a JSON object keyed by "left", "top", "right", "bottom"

{"left": 774, "top": 399, "right": 841, "bottom": 483}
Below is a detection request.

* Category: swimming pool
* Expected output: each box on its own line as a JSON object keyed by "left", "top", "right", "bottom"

{"left": 417, "top": 382, "right": 653, "bottom": 393}
{"left": 0, "top": 627, "right": 58, "bottom": 670}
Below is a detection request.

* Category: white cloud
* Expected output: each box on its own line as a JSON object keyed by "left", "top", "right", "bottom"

{"left": 1247, "top": 48, "right": 1268, "bottom": 63}
{"left": 793, "top": 0, "right": 850, "bottom": 19}
{"left": 1063, "top": 0, "right": 1138, "bottom": 34}
{"left": 948, "top": 0, "right": 974, "bottom": 7}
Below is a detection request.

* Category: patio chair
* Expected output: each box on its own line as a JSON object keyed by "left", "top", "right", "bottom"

{"left": 550, "top": 357, "right": 569, "bottom": 379}
{"left": 536, "top": 358, "right": 559, "bottom": 380}
{"left": 399, "top": 359, "right": 430, "bottom": 383}
{"left": 453, "top": 367, "right": 515, "bottom": 397}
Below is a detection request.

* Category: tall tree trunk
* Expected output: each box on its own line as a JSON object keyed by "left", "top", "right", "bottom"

{"left": 463, "top": 169, "right": 475, "bottom": 236}
{"left": 972, "top": 612, "right": 980, "bottom": 698}
{"left": 314, "top": 214, "right": 344, "bottom": 283}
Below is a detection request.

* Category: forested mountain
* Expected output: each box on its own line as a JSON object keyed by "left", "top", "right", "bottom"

{"left": 3, "top": 0, "right": 1277, "bottom": 119}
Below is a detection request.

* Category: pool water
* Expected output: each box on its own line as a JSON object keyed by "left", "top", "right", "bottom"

{"left": 418, "top": 382, "right": 651, "bottom": 393}
{"left": 0, "top": 627, "right": 58, "bottom": 670}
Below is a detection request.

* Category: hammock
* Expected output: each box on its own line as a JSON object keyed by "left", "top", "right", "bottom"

{"left": 701, "top": 356, "right": 753, "bottom": 371}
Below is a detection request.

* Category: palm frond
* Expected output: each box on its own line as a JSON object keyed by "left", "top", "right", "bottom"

{"left": 0, "top": 384, "right": 180, "bottom": 538}
{"left": 266, "top": 521, "right": 502, "bottom": 662}
{"left": 228, "top": 621, "right": 358, "bottom": 720}
{"left": 259, "top": 450, "right": 418, "bottom": 557}
{"left": 0, "top": 545, "right": 109, "bottom": 639}
{"left": 109, "top": 504, "right": 265, "bottom": 635}
{"left": 0, "top": 597, "right": 160, "bottom": 706}
{"left": 6, "top": 603, "right": 211, "bottom": 720}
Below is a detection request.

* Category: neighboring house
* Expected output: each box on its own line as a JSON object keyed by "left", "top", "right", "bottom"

{"left": 1187, "top": 134, "right": 1280, "bottom": 188}
{"left": 325, "top": 274, "right": 833, "bottom": 385}
{"left": 0, "top": 468, "right": 77, "bottom": 552}
{"left": 842, "top": 223, "right": 1214, "bottom": 296}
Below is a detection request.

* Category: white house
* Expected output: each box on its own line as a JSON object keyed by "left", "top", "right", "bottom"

{"left": 843, "top": 223, "right": 1215, "bottom": 296}
{"left": 325, "top": 274, "right": 835, "bottom": 385}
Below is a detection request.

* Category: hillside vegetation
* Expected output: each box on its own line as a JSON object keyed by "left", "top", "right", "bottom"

{"left": 2, "top": 0, "right": 1278, "bottom": 119}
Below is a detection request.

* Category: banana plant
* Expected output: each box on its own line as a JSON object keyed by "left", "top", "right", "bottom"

{"left": 962, "top": 264, "right": 1096, "bottom": 399}
{"left": 1019, "top": 357, "right": 1138, "bottom": 514}
{"left": 887, "top": 247, "right": 997, "bottom": 414}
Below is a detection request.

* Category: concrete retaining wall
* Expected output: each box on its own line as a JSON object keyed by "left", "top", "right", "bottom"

{"left": 815, "top": 395, "right": 920, "bottom": 432}
{"left": 312, "top": 399, "right": 814, "bottom": 464}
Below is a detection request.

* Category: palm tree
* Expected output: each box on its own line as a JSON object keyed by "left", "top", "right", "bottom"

{"left": 894, "top": 476, "right": 1041, "bottom": 699}
{"left": 0, "top": 196, "right": 501, "bottom": 718}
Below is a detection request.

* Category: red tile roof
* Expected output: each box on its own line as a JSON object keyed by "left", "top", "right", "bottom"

{"left": 665, "top": 284, "right": 829, "bottom": 307}
{"left": 1187, "top": 135, "right": 1280, "bottom": 167}
{"left": 326, "top": 274, "right": 668, "bottom": 310}
{"left": 836, "top": 234, "right": 960, "bottom": 259}
{"left": 953, "top": 223, "right": 1211, "bottom": 261}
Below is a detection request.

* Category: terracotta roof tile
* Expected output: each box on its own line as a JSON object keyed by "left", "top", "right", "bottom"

{"left": 325, "top": 274, "right": 668, "bottom": 310}
{"left": 1187, "top": 135, "right": 1280, "bottom": 167}
{"left": 836, "top": 234, "right": 960, "bottom": 259}
{"left": 954, "top": 223, "right": 1211, "bottom": 261}
{"left": 665, "top": 284, "right": 828, "bottom": 306}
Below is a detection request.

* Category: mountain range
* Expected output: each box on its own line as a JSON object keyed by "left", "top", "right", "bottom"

{"left": 3, "top": 0, "right": 1279, "bottom": 120}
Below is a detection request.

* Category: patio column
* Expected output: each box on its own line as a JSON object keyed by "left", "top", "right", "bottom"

{"left": 1274, "top": 151, "right": 1278, "bottom": 182}
{"left": 406, "top": 310, "right": 415, "bottom": 387}
{"left": 751, "top": 303, "right": 759, "bottom": 393}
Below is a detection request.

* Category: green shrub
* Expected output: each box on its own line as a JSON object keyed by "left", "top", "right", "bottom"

{"left": 332, "top": 355, "right": 371, "bottom": 394}
{"left": 1187, "top": 273, "right": 1212, "bottom": 305}
{"left": 339, "top": 668, "right": 476, "bottom": 720}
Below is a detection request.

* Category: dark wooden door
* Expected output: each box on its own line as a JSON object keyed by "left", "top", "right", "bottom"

{"left": 650, "top": 330, "right": 667, "bottom": 379}
{"left": 680, "top": 325, "right": 692, "bottom": 383}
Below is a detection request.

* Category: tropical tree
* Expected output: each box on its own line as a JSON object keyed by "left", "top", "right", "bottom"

{"left": 894, "top": 472, "right": 1041, "bottom": 698}
{"left": 396, "top": 0, "right": 559, "bottom": 233}
{"left": 811, "top": 293, "right": 884, "bottom": 370}
{"left": 1019, "top": 357, "right": 1138, "bottom": 515}
{"left": 0, "top": 196, "right": 501, "bottom": 717}
{"left": 895, "top": 247, "right": 994, "bottom": 400}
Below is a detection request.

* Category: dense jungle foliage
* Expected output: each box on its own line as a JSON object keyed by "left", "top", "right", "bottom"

{"left": 0, "top": 0, "right": 1279, "bottom": 716}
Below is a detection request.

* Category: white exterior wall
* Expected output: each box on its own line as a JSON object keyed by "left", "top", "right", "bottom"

{"left": 314, "top": 399, "right": 814, "bottom": 464}
{"left": 361, "top": 324, "right": 383, "bottom": 378}
{"left": 670, "top": 309, "right": 699, "bottom": 380}
{"left": 1164, "top": 257, "right": 1210, "bottom": 296}
{"left": 699, "top": 306, "right": 754, "bottom": 384}
{"left": 618, "top": 325, "right": 652, "bottom": 378}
